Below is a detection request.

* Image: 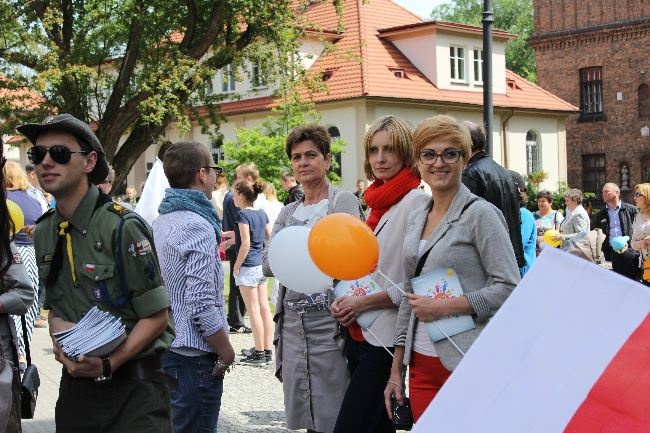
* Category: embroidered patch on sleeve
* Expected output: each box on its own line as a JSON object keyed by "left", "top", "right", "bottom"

{"left": 128, "top": 239, "right": 153, "bottom": 257}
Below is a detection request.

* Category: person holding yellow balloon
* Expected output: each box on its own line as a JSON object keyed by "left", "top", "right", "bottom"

{"left": 262, "top": 125, "right": 363, "bottom": 433}
{"left": 534, "top": 189, "right": 564, "bottom": 253}
{"left": 4, "top": 161, "right": 45, "bottom": 372}
{"left": 383, "top": 115, "right": 520, "bottom": 422}
{"left": 1, "top": 149, "right": 34, "bottom": 433}
{"left": 330, "top": 115, "right": 428, "bottom": 433}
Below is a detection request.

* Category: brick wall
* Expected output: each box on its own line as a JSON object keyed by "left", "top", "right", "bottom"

{"left": 535, "top": 0, "right": 650, "bottom": 36}
{"left": 532, "top": 1, "right": 650, "bottom": 199}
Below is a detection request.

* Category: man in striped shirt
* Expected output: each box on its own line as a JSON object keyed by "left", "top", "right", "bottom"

{"left": 153, "top": 141, "right": 235, "bottom": 433}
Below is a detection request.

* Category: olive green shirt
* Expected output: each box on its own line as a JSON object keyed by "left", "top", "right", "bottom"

{"left": 34, "top": 185, "right": 174, "bottom": 359}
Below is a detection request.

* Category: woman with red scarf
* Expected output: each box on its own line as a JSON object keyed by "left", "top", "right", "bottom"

{"left": 331, "top": 116, "right": 428, "bottom": 433}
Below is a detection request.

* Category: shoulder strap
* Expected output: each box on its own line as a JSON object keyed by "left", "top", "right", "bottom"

{"left": 35, "top": 208, "right": 55, "bottom": 224}
{"left": 414, "top": 198, "right": 479, "bottom": 277}
{"left": 21, "top": 315, "right": 32, "bottom": 366}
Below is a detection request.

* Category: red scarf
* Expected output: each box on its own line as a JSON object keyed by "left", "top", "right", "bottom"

{"left": 364, "top": 167, "right": 421, "bottom": 231}
{"left": 347, "top": 167, "right": 420, "bottom": 342}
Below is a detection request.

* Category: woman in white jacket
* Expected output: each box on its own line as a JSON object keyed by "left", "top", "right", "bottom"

{"left": 331, "top": 116, "right": 428, "bottom": 433}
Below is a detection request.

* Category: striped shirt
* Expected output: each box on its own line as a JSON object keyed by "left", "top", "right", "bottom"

{"left": 153, "top": 210, "right": 226, "bottom": 352}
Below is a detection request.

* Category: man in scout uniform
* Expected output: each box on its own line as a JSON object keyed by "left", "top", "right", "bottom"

{"left": 18, "top": 114, "right": 175, "bottom": 433}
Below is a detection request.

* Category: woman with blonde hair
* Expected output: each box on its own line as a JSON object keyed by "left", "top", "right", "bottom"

{"left": 3, "top": 161, "right": 44, "bottom": 371}
{"left": 383, "top": 115, "right": 519, "bottom": 421}
{"left": 331, "top": 115, "right": 427, "bottom": 433}
{"left": 1, "top": 150, "right": 34, "bottom": 433}
{"left": 631, "top": 183, "right": 650, "bottom": 286}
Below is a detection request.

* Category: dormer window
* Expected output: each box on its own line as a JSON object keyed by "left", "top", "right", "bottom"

{"left": 450, "top": 46, "right": 466, "bottom": 82}
{"left": 390, "top": 68, "right": 406, "bottom": 79}
{"left": 322, "top": 69, "right": 336, "bottom": 81}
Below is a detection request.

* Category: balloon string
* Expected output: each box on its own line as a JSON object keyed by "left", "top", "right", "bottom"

{"left": 432, "top": 322, "right": 466, "bottom": 357}
{"left": 375, "top": 269, "right": 407, "bottom": 296}
{"left": 363, "top": 327, "right": 394, "bottom": 358}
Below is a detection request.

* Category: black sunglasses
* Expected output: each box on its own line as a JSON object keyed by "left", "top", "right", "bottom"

{"left": 27, "top": 145, "right": 90, "bottom": 165}
{"left": 203, "top": 166, "right": 223, "bottom": 175}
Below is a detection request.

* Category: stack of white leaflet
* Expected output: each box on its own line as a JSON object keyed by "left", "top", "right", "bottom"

{"left": 53, "top": 306, "right": 127, "bottom": 360}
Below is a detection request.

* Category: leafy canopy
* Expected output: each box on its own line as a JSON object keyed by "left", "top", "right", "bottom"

{"left": 0, "top": 0, "right": 334, "bottom": 187}
{"left": 431, "top": 0, "right": 536, "bottom": 82}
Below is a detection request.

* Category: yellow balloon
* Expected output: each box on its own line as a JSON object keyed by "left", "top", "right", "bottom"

{"left": 7, "top": 199, "right": 25, "bottom": 236}
{"left": 543, "top": 229, "right": 562, "bottom": 248}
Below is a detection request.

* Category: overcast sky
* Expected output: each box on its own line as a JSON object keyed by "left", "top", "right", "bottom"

{"left": 393, "top": 0, "right": 450, "bottom": 19}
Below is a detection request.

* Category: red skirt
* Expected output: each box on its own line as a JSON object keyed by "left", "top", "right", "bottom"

{"left": 408, "top": 351, "right": 452, "bottom": 422}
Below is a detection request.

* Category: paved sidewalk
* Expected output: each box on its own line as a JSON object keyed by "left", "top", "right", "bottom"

{"left": 22, "top": 323, "right": 300, "bottom": 433}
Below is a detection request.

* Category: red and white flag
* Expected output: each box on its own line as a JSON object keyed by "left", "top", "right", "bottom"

{"left": 414, "top": 247, "right": 650, "bottom": 433}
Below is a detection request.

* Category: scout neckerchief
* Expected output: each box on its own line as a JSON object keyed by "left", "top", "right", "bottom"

{"left": 46, "top": 193, "right": 112, "bottom": 287}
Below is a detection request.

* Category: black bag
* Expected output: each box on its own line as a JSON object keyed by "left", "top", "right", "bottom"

{"left": 20, "top": 315, "right": 40, "bottom": 419}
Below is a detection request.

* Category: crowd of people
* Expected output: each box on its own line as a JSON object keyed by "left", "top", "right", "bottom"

{"left": 1, "top": 111, "right": 649, "bottom": 433}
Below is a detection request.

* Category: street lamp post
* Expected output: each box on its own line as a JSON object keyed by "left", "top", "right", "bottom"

{"left": 482, "top": 0, "right": 494, "bottom": 157}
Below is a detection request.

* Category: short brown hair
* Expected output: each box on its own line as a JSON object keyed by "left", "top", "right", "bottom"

{"left": 413, "top": 115, "right": 471, "bottom": 162}
{"left": 233, "top": 180, "right": 265, "bottom": 205}
{"left": 537, "top": 190, "right": 553, "bottom": 204}
{"left": 563, "top": 188, "right": 583, "bottom": 205}
{"left": 363, "top": 115, "right": 418, "bottom": 181}
{"left": 163, "top": 141, "right": 211, "bottom": 188}
{"left": 285, "top": 125, "right": 330, "bottom": 159}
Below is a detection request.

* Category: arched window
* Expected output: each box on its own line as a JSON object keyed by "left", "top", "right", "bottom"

{"left": 619, "top": 162, "right": 630, "bottom": 189}
{"left": 639, "top": 84, "right": 650, "bottom": 118}
{"left": 327, "top": 126, "right": 342, "bottom": 178}
{"left": 525, "top": 130, "right": 541, "bottom": 175}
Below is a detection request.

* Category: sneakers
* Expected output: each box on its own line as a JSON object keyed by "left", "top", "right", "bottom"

{"left": 241, "top": 347, "right": 273, "bottom": 362}
{"left": 240, "top": 350, "right": 268, "bottom": 366}
{"left": 229, "top": 325, "right": 252, "bottom": 334}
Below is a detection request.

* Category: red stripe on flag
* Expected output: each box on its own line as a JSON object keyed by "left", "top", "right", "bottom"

{"left": 564, "top": 313, "right": 650, "bottom": 433}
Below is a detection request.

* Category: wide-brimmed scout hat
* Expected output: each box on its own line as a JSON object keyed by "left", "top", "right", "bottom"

{"left": 17, "top": 113, "right": 109, "bottom": 185}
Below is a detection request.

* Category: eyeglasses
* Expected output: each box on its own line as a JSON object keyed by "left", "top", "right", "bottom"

{"left": 27, "top": 145, "right": 90, "bottom": 165}
{"left": 203, "top": 166, "right": 223, "bottom": 175}
{"left": 634, "top": 191, "right": 645, "bottom": 198}
{"left": 418, "top": 149, "right": 463, "bottom": 165}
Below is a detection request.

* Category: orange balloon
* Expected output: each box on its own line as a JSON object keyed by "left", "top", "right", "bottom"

{"left": 308, "top": 213, "right": 379, "bottom": 280}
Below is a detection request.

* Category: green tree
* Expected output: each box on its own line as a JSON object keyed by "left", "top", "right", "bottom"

{"left": 222, "top": 100, "right": 344, "bottom": 201}
{"left": 0, "top": 0, "right": 341, "bottom": 187}
{"left": 431, "top": 0, "right": 536, "bottom": 82}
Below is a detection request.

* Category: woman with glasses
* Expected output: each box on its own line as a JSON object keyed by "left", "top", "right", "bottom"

{"left": 631, "top": 184, "right": 650, "bottom": 286}
{"left": 331, "top": 116, "right": 427, "bottom": 433}
{"left": 383, "top": 115, "right": 519, "bottom": 422}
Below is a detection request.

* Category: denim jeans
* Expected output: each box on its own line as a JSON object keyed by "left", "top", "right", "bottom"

{"left": 162, "top": 350, "right": 223, "bottom": 433}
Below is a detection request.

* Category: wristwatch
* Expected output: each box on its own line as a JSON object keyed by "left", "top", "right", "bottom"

{"left": 95, "top": 357, "right": 112, "bottom": 382}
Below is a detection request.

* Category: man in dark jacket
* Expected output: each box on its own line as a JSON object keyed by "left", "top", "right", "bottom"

{"left": 595, "top": 182, "right": 640, "bottom": 280}
{"left": 280, "top": 171, "right": 304, "bottom": 205}
{"left": 461, "top": 121, "right": 525, "bottom": 268}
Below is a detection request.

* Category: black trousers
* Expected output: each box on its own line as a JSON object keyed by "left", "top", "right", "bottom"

{"left": 612, "top": 249, "right": 642, "bottom": 281}
{"left": 226, "top": 250, "right": 246, "bottom": 328}
{"left": 333, "top": 337, "right": 395, "bottom": 433}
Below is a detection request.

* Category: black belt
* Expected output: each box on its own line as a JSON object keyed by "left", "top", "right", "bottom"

{"left": 64, "top": 354, "right": 177, "bottom": 388}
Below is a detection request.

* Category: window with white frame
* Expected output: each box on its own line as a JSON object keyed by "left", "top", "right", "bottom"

{"left": 473, "top": 49, "right": 483, "bottom": 84}
{"left": 252, "top": 64, "right": 267, "bottom": 88}
{"left": 450, "top": 46, "right": 466, "bottom": 82}
{"left": 525, "top": 130, "right": 541, "bottom": 175}
{"left": 221, "top": 64, "right": 236, "bottom": 92}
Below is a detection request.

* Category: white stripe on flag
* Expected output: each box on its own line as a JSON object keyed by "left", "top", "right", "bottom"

{"left": 413, "top": 247, "right": 650, "bottom": 433}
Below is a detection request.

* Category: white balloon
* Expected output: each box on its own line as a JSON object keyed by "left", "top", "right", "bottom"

{"left": 268, "top": 226, "right": 332, "bottom": 294}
